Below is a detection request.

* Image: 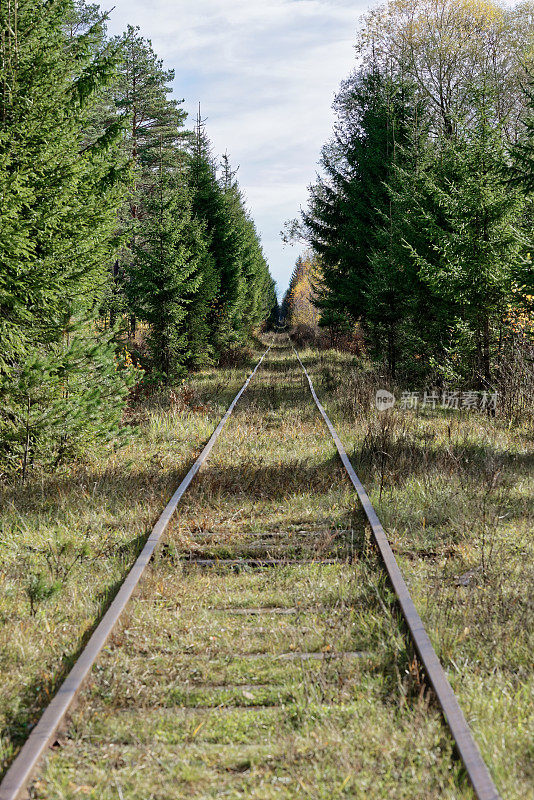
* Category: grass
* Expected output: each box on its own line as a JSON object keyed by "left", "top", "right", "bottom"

{"left": 309, "top": 348, "right": 534, "bottom": 799}
{"left": 0, "top": 337, "right": 531, "bottom": 798}
{"left": 0, "top": 361, "right": 257, "bottom": 775}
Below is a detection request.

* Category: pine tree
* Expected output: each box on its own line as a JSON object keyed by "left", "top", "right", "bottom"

{"left": 363, "top": 88, "right": 433, "bottom": 376}
{"left": 405, "top": 114, "right": 525, "bottom": 384}
{"left": 217, "top": 155, "right": 248, "bottom": 342}
{"left": 183, "top": 112, "right": 222, "bottom": 363}
{"left": 107, "top": 26, "right": 189, "bottom": 332}
{"left": 263, "top": 276, "right": 280, "bottom": 330}
{"left": 303, "top": 69, "right": 415, "bottom": 345}
{"left": 219, "top": 153, "right": 275, "bottom": 338}
{"left": 297, "top": 3, "right": 532, "bottom": 382}
{"left": 127, "top": 140, "right": 204, "bottom": 380}
{"left": 0, "top": 0, "right": 134, "bottom": 476}
{"left": 509, "top": 78, "right": 534, "bottom": 193}
{"left": 188, "top": 116, "right": 245, "bottom": 355}
{"left": 1, "top": 2, "right": 277, "bottom": 478}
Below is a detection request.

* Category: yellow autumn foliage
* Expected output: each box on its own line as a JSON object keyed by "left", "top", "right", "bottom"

{"left": 358, "top": 0, "right": 534, "bottom": 132}
{"left": 286, "top": 251, "right": 322, "bottom": 328}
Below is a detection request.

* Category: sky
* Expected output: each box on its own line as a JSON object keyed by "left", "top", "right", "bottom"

{"left": 105, "top": 0, "right": 370, "bottom": 297}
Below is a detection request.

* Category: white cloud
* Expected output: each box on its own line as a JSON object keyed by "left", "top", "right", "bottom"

{"left": 106, "top": 0, "right": 369, "bottom": 294}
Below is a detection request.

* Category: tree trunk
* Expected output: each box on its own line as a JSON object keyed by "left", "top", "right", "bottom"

{"left": 387, "top": 328, "right": 396, "bottom": 378}
{"left": 482, "top": 316, "right": 491, "bottom": 385}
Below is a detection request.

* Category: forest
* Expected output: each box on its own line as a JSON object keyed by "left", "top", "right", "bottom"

{"left": 1, "top": 2, "right": 533, "bottom": 796}
{"left": 2, "top": 0, "right": 534, "bottom": 476}
{"left": 284, "top": 0, "right": 534, "bottom": 412}
{"left": 0, "top": 0, "right": 278, "bottom": 480}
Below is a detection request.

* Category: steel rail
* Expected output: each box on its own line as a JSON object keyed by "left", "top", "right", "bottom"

{"left": 292, "top": 346, "right": 501, "bottom": 800}
{"left": 0, "top": 345, "right": 272, "bottom": 800}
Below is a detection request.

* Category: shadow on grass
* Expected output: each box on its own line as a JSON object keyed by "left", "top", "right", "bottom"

{"left": 0, "top": 464, "right": 190, "bottom": 519}
{"left": 0, "top": 529, "right": 151, "bottom": 779}
{"left": 235, "top": 383, "right": 310, "bottom": 413}
{"left": 258, "top": 357, "right": 299, "bottom": 374}
{"left": 355, "top": 437, "right": 534, "bottom": 491}
{"left": 183, "top": 454, "right": 349, "bottom": 504}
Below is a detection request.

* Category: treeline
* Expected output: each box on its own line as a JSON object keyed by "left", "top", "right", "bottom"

{"left": 0, "top": 0, "right": 277, "bottom": 479}
{"left": 294, "top": 0, "right": 534, "bottom": 392}
{"left": 281, "top": 252, "right": 320, "bottom": 329}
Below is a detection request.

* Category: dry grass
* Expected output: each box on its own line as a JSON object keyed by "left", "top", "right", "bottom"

{"left": 308, "top": 348, "right": 534, "bottom": 799}
{"left": 0, "top": 363, "right": 257, "bottom": 775}
{"left": 1, "top": 338, "right": 531, "bottom": 798}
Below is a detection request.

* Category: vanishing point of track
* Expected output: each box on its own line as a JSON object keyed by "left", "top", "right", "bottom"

{"left": 0, "top": 338, "right": 500, "bottom": 800}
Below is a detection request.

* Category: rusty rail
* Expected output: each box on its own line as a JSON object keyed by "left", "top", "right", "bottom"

{"left": 0, "top": 341, "right": 502, "bottom": 800}
{"left": 0, "top": 345, "right": 272, "bottom": 800}
{"left": 292, "top": 345, "right": 501, "bottom": 800}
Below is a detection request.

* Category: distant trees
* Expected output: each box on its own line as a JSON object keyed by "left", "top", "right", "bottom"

{"left": 295, "top": 0, "right": 534, "bottom": 387}
{"left": 127, "top": 162, "right": 205, "bottom": 380}
{"left": 282, "top": 252, "right": 321, "bottom": 329}
{"left": 0, "top": 0, "right": 275, "bottom": 479}
{"left": 108, "top": 31, "right": 276, "bottom": 372}
{"left": 186, "top": 115, "right": 277, "bottom": 361}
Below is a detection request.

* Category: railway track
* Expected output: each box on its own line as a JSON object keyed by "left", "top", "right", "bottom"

{"left": 0, "top": 339, "right": 500, "bottom": 800}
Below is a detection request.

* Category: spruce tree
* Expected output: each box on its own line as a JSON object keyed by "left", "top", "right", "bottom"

{"left": 404, "top": 114, "right": 525, "bottom": 384}
{"left": 107, "top": 26, "right": 189, "bottom": 333}
{"left": 127, "top": 144, "right": 204, "bottom": 380}
{"left": 0, "top": 0, "right": 134, "bottom": 476}
{"left": 188, "top": 115, "right": 242, "bottom": 355}
{"left": 303, "top": 69, "right": 415, "bottom": 345}
{"left": 509, "top": 79, "right": 534, "bottom": 192}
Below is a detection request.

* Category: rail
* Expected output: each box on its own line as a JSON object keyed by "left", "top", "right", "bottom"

{"left": 0, "top": 345, "right": 272, "bottom": 800}
{"left": 292, "top": 345, "right": 501, "bottom": 800}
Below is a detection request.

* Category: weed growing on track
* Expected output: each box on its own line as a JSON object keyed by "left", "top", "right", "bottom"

{"left": 0, "top": 363, "right": 257, "bottom": 776}
{"left": 32, "top": 342, "right": 472, "bottom": 799}
{"left": 1, "top": 339, "right": 531, "bottom": 798}
{"left": 308, "top": 347, "right": 534, "bottom": 799}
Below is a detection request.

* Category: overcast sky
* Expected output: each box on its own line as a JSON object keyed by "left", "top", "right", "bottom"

{"left": 105, "top": 0, "right": 369, "bottom": 296}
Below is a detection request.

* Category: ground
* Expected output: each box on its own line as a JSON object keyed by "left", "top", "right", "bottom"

{"left": 0, "top": 337, "right": 532, "bottom": 798}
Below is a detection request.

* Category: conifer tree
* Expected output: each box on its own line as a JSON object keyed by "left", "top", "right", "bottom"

{"left": 127, "top": 142, "right": 204, "bottom": 380}
{"left": 303, "top": 69, "right": 414, "bottom": 343}
{"left": 297, "top": 2, "right": 533, "bottom": 382}
{"left": 509, "top": 78, "right": 534, "bottom": 192}
{"left": 188, "top": 118, "right": 248, "bottom": 355}
{"left": 218, "top": 153, "right": 275, "bottom": 337}
{"left": 0, "top": 0, "right": 277, "bottom": 480}
{"left": 0, "top": 0, "right": 134, "bottom": 476}
{"left": 405, "top": 114, "right": 525, "bottom": 384}
{"left": 107, "top": 26, "right": 189, "bottom": 332}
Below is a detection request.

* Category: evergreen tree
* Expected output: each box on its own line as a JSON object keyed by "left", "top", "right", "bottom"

{"left": 107, "top": 26, "right": 189, "bottom": 332}
{"left": 363, "top": 94, "right": 434, "bottom": 376}
{"left": 0, "top": 0, "right": 134, "bottom": 476}
{"left": 403, "top": 113, "right": 525, "bottom": 384}
{"left": 509, "top": 77, "right": 534, "bottom": 192}
{"left": 185, "top": 114, "right": 222, "bottom": 363}
{"left": 219, "top": 153, "right": 275, "bottom": 337}
{"left": 217, "top": 155, "right": 248, "bottom": 342}
{"left": 127, "top": 144, "right": 204, "bottom": 380}
{"left": 263, "top": 276, "right": 280, "bottom": 330}
{"left": 187, "top": 117, "right": 272, "bottom": 357}
{"left": 0, "top": 1, "right": 276, "bottom": 481}
{"left": 297, "top": 2, "right": 533, "bottom": 383}
{"left": 303, "top": 69, "right": 416, "bottom": 349}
